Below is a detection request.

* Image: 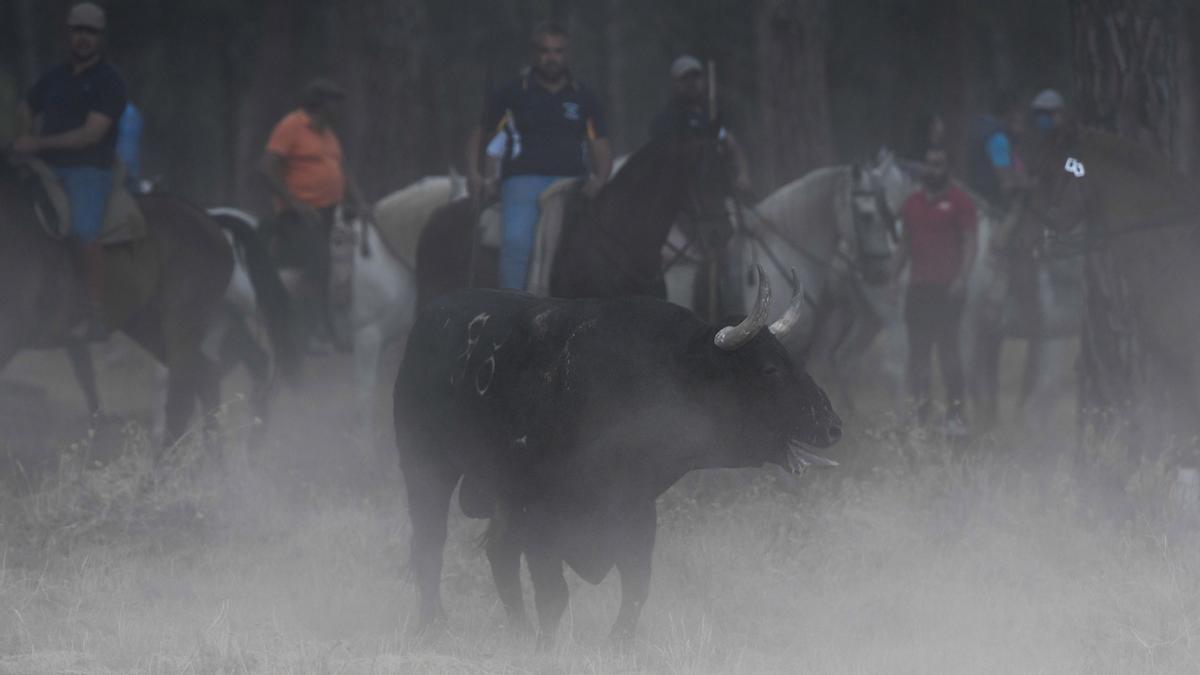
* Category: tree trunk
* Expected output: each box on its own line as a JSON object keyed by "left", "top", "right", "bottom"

{"left": 335, "top": 0, "right": 431, "bottom": 199}
{"left": 1072, "top": 0, "right": 1181, "bottom": 154}
{"left": 232, "top": 0, "right": 297, "bottom": 210}
{"left": 1070, "top": 0, "right": 1182, "bottom": 450}
{"left": 755, "top": 0, "right": 834, "bottom": 190}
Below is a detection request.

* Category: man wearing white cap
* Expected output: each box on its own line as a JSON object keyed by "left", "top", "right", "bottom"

{"left": 13, "top": 2, "right": 127, "bottom": 339}
{"left": 649, "top": 55, "right": 752, "bottom": 197}
{"left": 1030, "top": 89, "right": 1066, "bottom": 134}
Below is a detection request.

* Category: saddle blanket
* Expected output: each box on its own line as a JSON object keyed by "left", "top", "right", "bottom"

{"left": 26, "top": 157, "right": 147, "bottom": 244}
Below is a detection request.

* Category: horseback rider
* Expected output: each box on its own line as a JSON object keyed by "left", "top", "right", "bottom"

{"left": 968, "top": 91, "right": 1028, "bottom": 212}
{"left": 465, "top": 21, "right": 613, "bottom": 290}
{"left": 260, "top": 78, "right": 369, "bottom": 350}
{"left": 894, "top": 145, "right": 977, "bottom": 433}
{"left": 649, "top": 55, "right": 752, "bottom": 198}
{"left": 1030, "top": 89, "right": 1067, "bottom": 136}
{"left": 12, "top": 2, "right": 127, "bottom": 340}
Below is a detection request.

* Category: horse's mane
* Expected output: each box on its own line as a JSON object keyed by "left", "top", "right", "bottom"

{"left": 601, "top": 139, "right": 677, "bottom": 197}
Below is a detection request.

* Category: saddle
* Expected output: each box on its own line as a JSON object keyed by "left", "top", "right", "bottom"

{"left": 476, "top": 177, "right": 580, "bottom": 295}
{"left": 22, "top": 157, "right": 147, "bottom": 244}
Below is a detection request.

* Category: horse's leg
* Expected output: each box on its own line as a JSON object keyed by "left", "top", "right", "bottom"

{"left": 218, "top": 316, "right": 273, "bottom": 445}
{"left": 353, "top": 321, "right": 384, "bottom": 427}
{"left": 65, "top": 341, "right": 101, "bottom": 417}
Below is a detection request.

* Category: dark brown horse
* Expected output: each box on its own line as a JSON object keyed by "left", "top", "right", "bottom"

{"left": 1025, "top": 126, "right": 1200, "bottom": 465}
{"left": 416, "top": 138, "right": 733, "bottom": 306}
{"left": 0, "top": 160, "right": 234, "bottom": 446}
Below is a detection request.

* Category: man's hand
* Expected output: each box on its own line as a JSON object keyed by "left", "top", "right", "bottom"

{"left": 290, "top": 201, "right": 320, "bottom": 226}
{"left": 582, "top": 174, "right": 604, "bottom": 199}
{"left": 12, "top": 135, "right": 39, "bottom": 155}
{"left": 733, "top": 172, "right": 754, "bottom": 200}
{"left": 467, "top": 171, "right": 488, "bottom": 202}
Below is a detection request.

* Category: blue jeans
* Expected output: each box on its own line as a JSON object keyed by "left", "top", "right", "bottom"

{"left": 53, "top": 166, "right": 113, "bottom": 243}
{"left": 499, "top": 175, "right": 562, "bottom": 290}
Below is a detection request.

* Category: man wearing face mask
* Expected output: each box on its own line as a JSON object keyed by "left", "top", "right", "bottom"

{"left": 894, "top": 146, "right": 977, "bottom": 432}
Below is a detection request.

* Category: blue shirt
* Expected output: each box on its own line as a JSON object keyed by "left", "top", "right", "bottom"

{"left": 481, "top": 74, "right": 606, "bottom": 179}
{"left": 27, "top": 59, "right": 127, "bottom": 168}
{"left": 116, "top": 102, "right": 143, "bottom": 181}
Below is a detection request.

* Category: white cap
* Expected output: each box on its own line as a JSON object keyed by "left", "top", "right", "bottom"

{"left": 670, "top": 55, "right": 703, "bottom": 79}
{"left": 1031, "top": 89, "right": 1065, "bottom": 111}
{"left": 67, "top": 2, "right": 106, "bottom": 30}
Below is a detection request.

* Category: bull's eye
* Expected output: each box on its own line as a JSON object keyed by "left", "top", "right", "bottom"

{"left": 761, "top": 364, "right": 780, "bottom": 378}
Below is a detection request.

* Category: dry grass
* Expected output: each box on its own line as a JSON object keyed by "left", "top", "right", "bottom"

{"left": 0, "top": 419, "right": 1198, "bottom": 674}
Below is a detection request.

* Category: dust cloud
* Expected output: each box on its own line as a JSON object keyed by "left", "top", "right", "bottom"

{"left": 0, "top": 338, "right": 1197, "bottom": 674}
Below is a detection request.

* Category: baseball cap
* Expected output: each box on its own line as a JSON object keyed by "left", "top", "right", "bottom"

{"left": 1031, "top": 89, "right": 1066, "bottom": 111}
{"left": 67, "top": 2, "right": 106, "bottom": 30}
{"left": 302, "top": 79, "right": 347, "bottom": 107}
{"left": 670, "top": 55, "right": 704, "bottom": 79}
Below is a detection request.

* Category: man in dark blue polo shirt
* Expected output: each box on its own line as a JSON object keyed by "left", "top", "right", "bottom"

{"left": 649, "top": 55, "right": 752, "bottom": 197}
{"left": 14, "top": 2, "right": 127, "bottom": 338}
{"left": 465, "top": 21, "right": 613, "bottom": 290}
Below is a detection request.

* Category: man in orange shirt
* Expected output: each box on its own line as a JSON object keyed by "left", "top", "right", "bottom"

{"left": 260, "top": 79, "right": 367, "bottom": 350}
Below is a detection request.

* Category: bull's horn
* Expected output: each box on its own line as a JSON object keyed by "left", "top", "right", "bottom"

{"left": 714, "top": 264, "right": 772, "bottom": 351}
{"left": 769, "top": 269, "right": 805, "bottom": 339}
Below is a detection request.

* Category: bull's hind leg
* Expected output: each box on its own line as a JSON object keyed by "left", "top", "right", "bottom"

{"left": 401, "top": 449, "right": 459, "bottom": 630}
{"left": 611, "top": 503, "right": 656, "bottom": 643}
{"left": 65, "top": 341, "right": 101, "bottom": 416}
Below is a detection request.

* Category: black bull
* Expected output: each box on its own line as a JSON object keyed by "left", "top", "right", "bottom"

{"left": 393, "top": 273, "right": 842, "bottom": 644}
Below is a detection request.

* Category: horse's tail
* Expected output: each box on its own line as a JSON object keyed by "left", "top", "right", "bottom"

{"left": 211, "top": 212, "right": 302, "bottom": 384}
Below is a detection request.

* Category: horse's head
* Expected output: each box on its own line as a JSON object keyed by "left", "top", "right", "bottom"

{"left": 848, "top": 153, "right": 902, "bottom": 285}
{"left": 672, "top": 137, "right": 736, "bottom": 253}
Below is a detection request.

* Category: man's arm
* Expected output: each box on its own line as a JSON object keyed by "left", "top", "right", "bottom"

{"left": 14, "top": 101, "right": 36, "bottom": 137}
{"left": 258, "top": 151, "right": 315, "bottom": 221}
{"left": 951, "top": 199, "right": 978, "bottom": 298}
{"left": 585, "top": 137, "right": 613, "bottom": 196}
{"left": 13, "top": 111, "right": 112, "bottom": 154}
{"left": 725, "top": 131, "right": 753, "bottom": 197}
{"left": 465, "top": 125, "right": 486, "bottom": 200}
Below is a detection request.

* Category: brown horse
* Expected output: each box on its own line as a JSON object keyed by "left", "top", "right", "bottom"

{"left": 416, "top": 138, "right": 734, "bottom": 306}
{"left": 0, "top": 160, "right": 234, "bottom": 446}
{"left": 1025, "top": 126, "right": 1200, "bottom": 465}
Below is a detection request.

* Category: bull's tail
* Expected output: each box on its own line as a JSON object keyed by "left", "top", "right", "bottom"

{"left": 213, "top": 212, "right": 302, "bottom": 383}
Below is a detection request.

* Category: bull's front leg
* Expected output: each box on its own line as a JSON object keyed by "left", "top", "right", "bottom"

{"left": 401, "top": 450, "right": 459, "bottom": 630}
{"left": 485, "top": 506, "right": 530, "bottom": 632}
{"left": 525, "top": 516, "right": 569, "bottom": 650}
{"left": 611, "top": 502, "right": 657, "bottom": 643}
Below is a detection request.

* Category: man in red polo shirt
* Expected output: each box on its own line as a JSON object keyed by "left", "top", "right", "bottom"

{"left": 895, "top": 145, "right": 977, "bottom": 431}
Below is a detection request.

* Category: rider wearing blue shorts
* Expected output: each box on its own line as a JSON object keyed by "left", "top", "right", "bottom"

{"left": 14, "top": 2, "right": 127, "bottom": 337}
{"left": 465, "top": 21, "right": 612, "bottom": 290}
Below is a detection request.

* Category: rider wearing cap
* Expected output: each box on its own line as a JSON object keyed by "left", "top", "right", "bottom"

{"left": 260, "top": 78, "right": 369, "bottom": 349}
{"left": 968, "top": 90, "right": 1026, "bottom": 212}
{"left": 649, "top": 55, "right": 752, "bottom": 197}
{"left": 465, "top": 21, "right": 613, "bottom": 290}
{"left": 13, "top": 2, "right": 128, "bottom": 339}
{"left": 1030, "top": 89, "right": 1066, "bottom": 135}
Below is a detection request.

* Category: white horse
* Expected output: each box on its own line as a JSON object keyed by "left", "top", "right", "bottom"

{"left": 215, "top": 176, "right": 464, "bottom": 422}
{"left": 735, "top": 150, "right": 1081, "bottom": 430}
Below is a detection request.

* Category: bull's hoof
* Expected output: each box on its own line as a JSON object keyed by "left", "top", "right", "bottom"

{"left": 608, "top": 624, "right": 636, "bottom": 648}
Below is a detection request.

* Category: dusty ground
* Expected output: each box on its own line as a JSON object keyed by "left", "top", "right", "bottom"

{"left": 1, "top": 339, "right": 1198, "bottom": 673}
